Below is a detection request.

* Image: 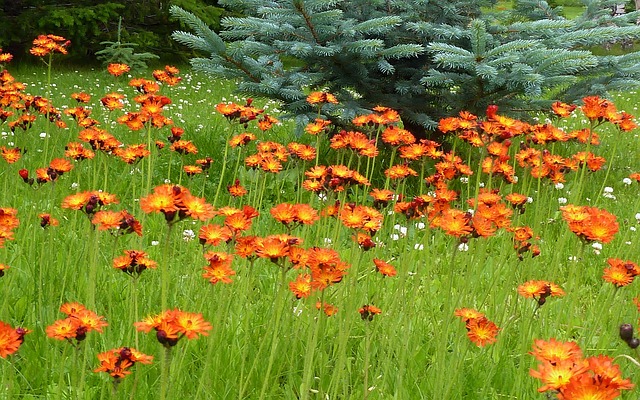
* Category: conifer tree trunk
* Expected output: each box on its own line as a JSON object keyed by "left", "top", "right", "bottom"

{"left": 636, "top": 0, "right": 640, "bottom": 23}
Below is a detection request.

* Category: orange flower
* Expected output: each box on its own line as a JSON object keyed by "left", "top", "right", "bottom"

{"left": 46, "top": 303, "right": 107, "bottom": 343}
{"left": 530, "top": 338, "right": 583, "bottom": 364}
{"left": 551, "top": 101, "right": 577, "bottom": 117}
{"left": 384, "top": 164, "right": 418, "bottom": 179}
{"left": 518, "top": 280, "right": 565, "bottom": 306}
{"left": 1, "top": 146, "right": 21, "bottom": 164}
{"left": 94, "top": 347, "right": 153, "bottom": 379}
{"left": 560, "top": 205, "right": 619, "bottom": 244}
{"left": 227, "top": 179, "right": 247, "bottom": 197}
{"left": 373, "top": 258, "right": 397, "bottom": 277}
{"left": 530, "top": 359, "right": 587, "bottom": 393}
{"left": 316, "top": 302, "right": 338, "bottom": 316}
{"left": 603, "top": 258, "right": 639, "bottom": 287}
{"left": 135, "top": 309, "right": 212, "bottom": 347}
{"left": 289, "top": 274, "right": 312, "bottom": 299}
{"left": 454, "top": 308, "right": 485, "bottom": 323}
{"left": 305, "top": 118, "right": 332, "bottom": 135}
{"left": 432, "top": 208, "right": 473, "bottom": 238}
{"left": 202, "top": 251, "right": 235, "bottom": 284}
{"left": 113, "top": 250, "right": 157, "bottom": 275}
{"left": 358, "top": 304, "right": 382, "bottom": 321}
{"left": 173, "top": 311, "right": 213, "bottom": 340}
{"left": 181, "top": 193, "right": 215, "bottom": 221}
{"left": 107, "top": 63, "right": 130, "bottom": 77}
{"left": 0, "top": 321, "right": 28, "bottom": 358}
{"left": 306, "top": 91, "right": 338, "bottom": 105}
{"left": 39, "top": 212, "right": 58, "bottom": 229}
{"left": 466, "top": 317, "right": 499, "bottom": 347}
{"left": 198, "top": 224, "right": 233, "bottom": 246}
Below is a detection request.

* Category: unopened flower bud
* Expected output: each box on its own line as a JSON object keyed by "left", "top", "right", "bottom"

{"left": 620, "top": 324, "right": 634, "bottom": 342}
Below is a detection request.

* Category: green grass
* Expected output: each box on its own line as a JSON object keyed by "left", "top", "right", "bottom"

{"left": 0, "top": 61, "right": 640, "bottom": 400}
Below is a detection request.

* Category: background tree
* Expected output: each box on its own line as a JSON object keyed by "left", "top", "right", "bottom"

{"left": 0, "top": 0, "right": 226, "bottom": 63}
{"left": 171, "top": 0, "right": 640, "bottom": 135}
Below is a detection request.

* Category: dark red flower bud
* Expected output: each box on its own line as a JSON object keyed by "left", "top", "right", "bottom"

{"left": 620, "top": 324, "right": 634, "bottom": 342}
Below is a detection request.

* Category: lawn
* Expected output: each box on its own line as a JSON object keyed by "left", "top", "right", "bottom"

{"left": 1, "top": 40, "right": 640, "bottom": 400}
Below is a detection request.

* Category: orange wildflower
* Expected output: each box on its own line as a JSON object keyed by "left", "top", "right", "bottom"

{"left": 135, "top": 309, "right": 212, "bottom": 348}
{"left": 306, "top": 91, "right": 338, "bottom": 105}
{"left": 107, "top": 63, "right": 130, "bottom": 77}
{"left": 373, "top": 258, "right": 397, "bottom": 277}
{"left": 198, "top": 224, "right": 233, "bottom": 247}
{"left": 0, "top": 321, "right": 29, "bottom": 358}
{"left": 358, "top": 304, "right": 382, "bottom": 321}
{"left": 113, "top": 250, "right": 157, "bottom": 275}
{"left": 46, "top": 303, "right": 107, "bottom": 343}
{"left": 94, "top": 347, "right": 153, "bottom": 380}
{"left": 289, "top": 273, "right": 312, "bottom": 299}
{"left": 530, "top": 338, "right": 583, "bottom": 364}
{"left": 202, "top": 251, "right": 235, "bottom": 283}
{"left": 466, "top": 317, "right": 500, "bottom": 347}
{"left": 1, "top": 146, "right": 21, "bottom": 164}
{"left": 551, "top": 101, "right": 577, "bottom": 117}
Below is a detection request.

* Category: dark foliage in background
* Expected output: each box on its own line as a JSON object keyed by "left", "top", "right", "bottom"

{"left": 0, "top": 0, "right": 227, "bottom": 63}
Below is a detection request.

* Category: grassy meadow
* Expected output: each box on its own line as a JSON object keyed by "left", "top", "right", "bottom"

{"left": 1, "top": 46, "right": 640, "bottom": 400}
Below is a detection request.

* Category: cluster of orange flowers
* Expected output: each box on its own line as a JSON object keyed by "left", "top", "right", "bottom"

{"left": 602, "top": 258, "right": 640, "bottom": 287}
{"left": 270, "top": 202, "right": 320, "bottom": 228}
{"left": 560, "top": 204, "right": 619, "bottom": 244}
{"left": 94, "top": 347, "right": 153, "bottom": 380}
{"left": 0, "top": 207, "right": 19, "bottom": 248}
{"left": 113, "top": 250, "right": 157, "bottom": 276}
{"left": 529, "top": 338, "right": 633, "bottom": 398}
{"left": 140, "top": 184, "right": 215, "bottom": 224}
{"left": 0, "top": 321, "right": 29, "bottom": 358}
{"left": 30, "top": 34, "right": 69, "bottom": 57}
{"left": 358, "top": 304, "right": 382, "bottom": 321}
{"left": 118, "top": 92, "right": 172, "bottom": 130}
{"left": 92, "top": 209, "right": 143, "bottom": 236}
{"left": 152, "top": 65, "right": 181, "bottom": 86}
{"left": 244, "top": 140, "right": 289, "bottom": 173}
{"left": 454, "top": 308, "right": 500, "bottom": 347}
{"left": 216, "top": 98, "right": 279, "bottom": 130}
{"left": 62, "top": 190, "right": 119, "bottom": 216}
{"left": 302, "top": 164, "right": 370, "bottom": 193}
{"left": 134, "top": 309, "right": 212, "bottom": 348}
{"left": 518, "top": 280, "right": 565, "bottom": 307}
{"left": 438, "top": 98, "right": 626, "bottom": 184}
{"left": 46, "top": 303, "right": 108, "bottom": 344}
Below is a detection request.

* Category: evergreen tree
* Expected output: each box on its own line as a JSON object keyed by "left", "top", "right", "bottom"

{"left": 172, "top": 0, "right": 640, "bottom": 133}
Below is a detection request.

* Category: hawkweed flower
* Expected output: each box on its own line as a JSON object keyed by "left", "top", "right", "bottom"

{"left": 62, "top": 191, "right": 119, "bottom": 216}
{"left": 358, "top": 305, "right": 382, "bottom": 321}
{"left": 529, "top": 338, "right": 634, "bottom": 396}
{"left": 316, "top": 302, "right": 338, "bottom": 316}
{"left": 91, "top": 210, "right": 142, "bottom": 236}
{"left": 107, "top": 63, "right": 130, "bottom": 77}
{"left": 46, "top": 303, "right": 108, "bottom": 345}
{"left": 227, "top": 179, "right": 247, "bottom": 197}
{"left": 135, "top": 309, "right": 212, "bottom": 348}
{"left": 30, "top": 34, "right": 69, "bottom": 57}
{"left": 140, "top": 184, "right": 214, "bottom": 225}
{"left": 0, "top": 321, "right": 30, "bottom": 358}
{"left": 198, "top": 224, "right": 233, "bottom": 247}
{"left": 38, "top": 213, "right": 59, "bottom": 228}
{"left": 603, "top": 258, "right": 639, "bottom": 287}
{"left": 94, "top": 347, "right": 153, "bottom": 388}
{"left": 1, "top": 146, "right": 22, "bottom": 164}
{"left": 202, "top": 251, "right": 236, "bottom": 284}
{"left": 560, "top": 204, "right": 619, "bottom": 244}
{"left": 0, "top": 207, "right": 19, "bottom": 248}
{"left": 373, "top": 258, "right": 397, "bottom": 277}
{"left": 0, "top": 263, "right": 8, "bottom": 278}
{"left": 517, "top": 280, "right": 565, "bottom": 307}
{"left": 454, "top": 308, "right": 499, "bottom": 347}
{"left": 113, "top": 250, "right": 157, "bottom": 276}
{"left": 289, "top": 273, "right": 312, "bottom": 299}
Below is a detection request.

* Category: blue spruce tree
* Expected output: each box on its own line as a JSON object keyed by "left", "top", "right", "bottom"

{"left": 171, "top": 0, "right": 640, "bottom": 134}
